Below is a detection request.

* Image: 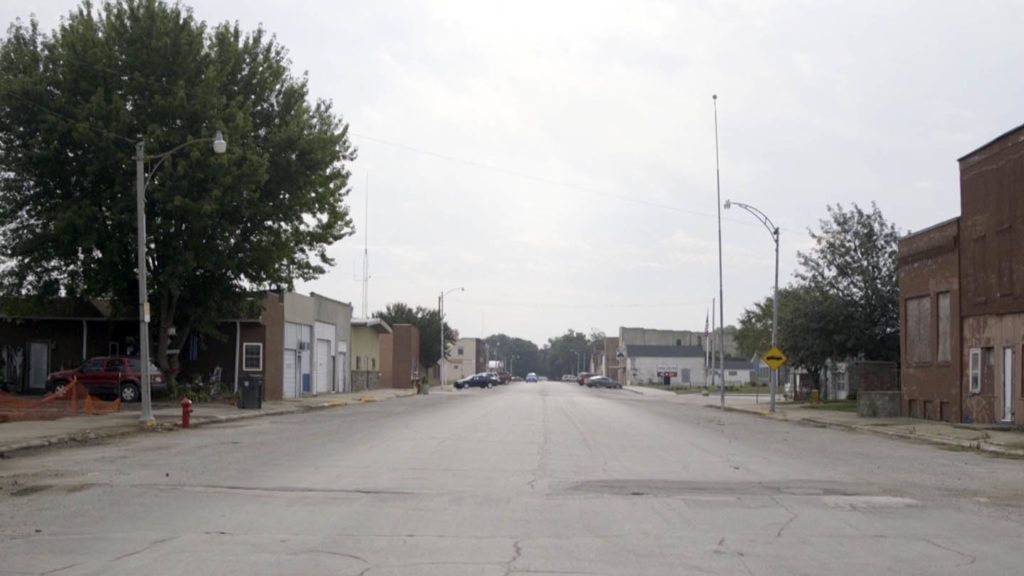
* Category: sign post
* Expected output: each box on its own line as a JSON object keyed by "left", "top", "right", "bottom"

{"left": 762, "top": 346, "right": 788, "bottom": 408}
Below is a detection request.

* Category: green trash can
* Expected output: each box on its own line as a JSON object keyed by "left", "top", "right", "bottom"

{"left": 237, "top": 375, "right": 263, "bottom": 409}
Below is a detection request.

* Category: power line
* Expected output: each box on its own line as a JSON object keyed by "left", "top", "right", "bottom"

{"left": 1, "top": 89, "right": 135, "bottom": 144}
{"left": 352, "top": 132, "right": 811, "bottom": 237}
{"left": 457, "top": 299, "right": 705, "bottom": 310}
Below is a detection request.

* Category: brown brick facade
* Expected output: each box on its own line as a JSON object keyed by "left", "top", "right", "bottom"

{"left": 898, "top": 219, "right": 961, "bottom": 422}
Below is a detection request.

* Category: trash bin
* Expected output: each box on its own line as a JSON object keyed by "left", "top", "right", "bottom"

{"left": 237, "top": 375, "right": 263, "bottom": 409}
{"left": 810, "top": 389, "right": 820, "bottom": 404}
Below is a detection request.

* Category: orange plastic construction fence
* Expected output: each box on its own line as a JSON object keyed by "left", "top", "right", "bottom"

{"left": 0, "top": 379, "right": 121, "bottom": 423}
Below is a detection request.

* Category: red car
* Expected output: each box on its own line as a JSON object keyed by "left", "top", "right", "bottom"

{"left": 577, "top": 372, "right": 593, "bottom": 386}
{"left": 46, "top": 356, "right": 167, "bottom": 402}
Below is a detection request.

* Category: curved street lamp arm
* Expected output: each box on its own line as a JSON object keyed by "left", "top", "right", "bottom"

{"left": 139, "top": 132, "right": 226, "bottom": 191}
{"left": 729, "top": 200, "right": 779, "bottom": 241}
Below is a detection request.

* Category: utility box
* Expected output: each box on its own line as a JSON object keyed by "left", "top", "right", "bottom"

{"left": 237, "top": 375, "right": 263, "bottom": 409}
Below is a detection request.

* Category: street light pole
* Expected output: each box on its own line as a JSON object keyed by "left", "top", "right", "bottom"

{"left": 724, "top": 199, "right": 781, "bottom": 413}
{"left": 713, "top": 95, "right": 726, "bottom": 409}
{"left": 439, "top": 287, "right": 464, "bottom": 390}
{"left": 136, "top": 132, "right": 226, "bottom": 426}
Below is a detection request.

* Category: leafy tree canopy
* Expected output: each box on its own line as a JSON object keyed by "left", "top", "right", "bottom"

{"left": 542, "top": 329, "right": 589, "bottom": 377}
{"left": 796, "top": 202, "right": 900, "bottom": 363}
{"left": 0, "top": 0, "right": 356, "bottom": 375}
{"left": 484, "top": 333, "right": 541, "bottom": 377}
{"left": 374, "top": 302, "right": 456, "bottom": 372}
{"left": 735, "top": 202, "right": 900, "bottom": 383}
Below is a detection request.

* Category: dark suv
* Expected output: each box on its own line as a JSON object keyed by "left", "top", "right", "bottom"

{"left": 455, "top": 373, "right": 501, "bottom": 390}
{"left": 46, "top": 356, "right": 167, "bottom": 402}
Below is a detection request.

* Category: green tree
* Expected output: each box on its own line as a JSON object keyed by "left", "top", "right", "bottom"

{"left": 542, "top": 329, "right": 589, "bottom": 377}
{"left": 374, "top": 302, "right": 456, "bottom": 373}
{"left": 484, "top": 333, "right": 541, "bottom": 377}
{"left": 776, "top": 285, "right": 847, "bottom": 388}
{"left": 736, "top": 291, "right": 798, "bottom": 360}
{"left": 0, "top": 1, "right": 356, "bottom": 378}
{"left": 796, "top": 202, "right": 900, "bottom": 363}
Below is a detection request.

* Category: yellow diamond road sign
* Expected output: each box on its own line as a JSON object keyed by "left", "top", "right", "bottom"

{"left": 762, "top": 346, "right": 787, "bottom": 370}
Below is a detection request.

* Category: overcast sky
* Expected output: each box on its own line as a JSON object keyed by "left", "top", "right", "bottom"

{"left": 5, "top": 1, "right": 1024, "bottom": 346}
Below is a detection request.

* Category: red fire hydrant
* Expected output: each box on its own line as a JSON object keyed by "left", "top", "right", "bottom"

{"left": 181, "top": 397, "right": 193, "bottom": 429}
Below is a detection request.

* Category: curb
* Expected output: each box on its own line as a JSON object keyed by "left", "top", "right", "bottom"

{"left": 0, "top": 392, "right": 413, "bottom": 458}
{"left": 711, "top": 405, "right": 1024, "bottom": 458}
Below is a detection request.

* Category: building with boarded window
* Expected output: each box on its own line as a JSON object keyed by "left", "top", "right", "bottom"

{"left": 898, "top": 218, "right": 961, "bottom": 422}
{"left": 899, "top": 123, "right": 1024, "bottom": 425}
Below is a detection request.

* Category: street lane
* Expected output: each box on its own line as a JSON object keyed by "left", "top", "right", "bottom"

{"left": 1, "top": 381, "right": 1022, "bottom": 575}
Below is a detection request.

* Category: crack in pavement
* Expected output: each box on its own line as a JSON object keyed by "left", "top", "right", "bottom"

{"left": 714, "top": 537, "right": 755, "bottom": 576}
{"left": 528, "top": 392, "right": 552, "bottom": 491}
{"left": 39, "top": 563, "right": 77, "bottom": 575}
{"left": 504, "top": 539, "right": 524, "bottom": 576}
{"left": 309, "top": 549, "right": 369, "bottom": 564}
{"left": 769, "top": 495, "right": 799, "bottom": 538}
{"left": 111, "top": 536, "right": 178, "bottom": 561}
{"left": 924, "top": 538, "right": 977, "bottom": 567}
{"left": 136, "top": 483, "right": 416, "bottom": 497}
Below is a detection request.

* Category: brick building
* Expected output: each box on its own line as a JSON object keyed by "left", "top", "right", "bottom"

{"left": 898, "top": 218, "right": 961, "bottom": 422}
{"left": 380, "top": 324, "right": 421, "bottom": 389}
{"left": 899, "top": 123, "right": 1024, "bottom": 424}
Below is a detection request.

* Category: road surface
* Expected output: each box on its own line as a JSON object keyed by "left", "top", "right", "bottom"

{"left": 1, "top": 381, "right": 1022, "bottom": 575}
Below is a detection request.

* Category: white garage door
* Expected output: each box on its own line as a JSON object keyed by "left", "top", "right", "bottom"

{"left": 316, "top": 339, "right": 331, "bottom": 394}
{"left": 283, "top": 349, "right": 298, "bottom": 399}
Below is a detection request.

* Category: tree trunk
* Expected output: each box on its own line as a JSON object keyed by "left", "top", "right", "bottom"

{"left": 155, "top": 288, "right": 180, "bottom": 387}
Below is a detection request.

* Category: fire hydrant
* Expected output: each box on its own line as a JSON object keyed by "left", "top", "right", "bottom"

{"left": 181, "top": 397, "right": 193, "bottom": 429}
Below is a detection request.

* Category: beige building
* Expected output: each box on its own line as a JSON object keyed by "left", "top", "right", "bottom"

{"left": 442, "top": 337, "right": 487, "bottom": 385}
{"left": 350, "top": 318, "right": 391, "bottom": 391}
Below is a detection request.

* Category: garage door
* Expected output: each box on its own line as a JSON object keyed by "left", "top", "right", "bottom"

{"left": 316, "top": 339, "right": 331, "bottom": 394}
{"left": 283, "top": 349, "right": 297, "bottom": 399}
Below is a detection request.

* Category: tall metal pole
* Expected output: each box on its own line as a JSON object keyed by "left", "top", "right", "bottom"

{"left": 136, "top": 141, "right": 154, "bottom": 426}
{"left": 362, "top": 172, "right": 369, "bottom": 318}
{"left": 439, "top": 287, "right": 463, "bottom": 390}
{"left": 439, "top": 292, "right": 444, "bottom": 390}
{"left": 713, "top": 95, "right": 726, "bottom": 409}
{"left": 707, "top": 299, "right": 714, "bottom": 390}
{"left": 724, "top": 199, "right": 780, "bottom": 412}
{"left": 771, "top": 230, "right": 780, "bottom": 412}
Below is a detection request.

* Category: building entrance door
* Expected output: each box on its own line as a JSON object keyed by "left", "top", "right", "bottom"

{"left": 28, "top": 342, "right": 49, "bottom": 392}
{"left": 1003, "top": 347, "right": 1014, "bottom": 422}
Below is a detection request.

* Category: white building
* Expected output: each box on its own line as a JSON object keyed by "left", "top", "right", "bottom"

{"left": 622, "top": 345, "right": 708, "bottom": 386}
{"left": 442, "top": 337, "right": 486, "bottom": 385}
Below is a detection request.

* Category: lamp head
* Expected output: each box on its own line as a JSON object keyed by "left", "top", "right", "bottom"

{"left": 724, "top": 199, "right": 732, "bottom": 210}
{"left": 212, "top": 131, "right": 227, "bottom": 154}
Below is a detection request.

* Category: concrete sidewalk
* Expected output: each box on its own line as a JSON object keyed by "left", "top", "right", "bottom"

{"left": 716, "top": 400, "right": 1024, "bottom": 457}
{"left": 0, "top": 387, "right": 419, "bottom": 456}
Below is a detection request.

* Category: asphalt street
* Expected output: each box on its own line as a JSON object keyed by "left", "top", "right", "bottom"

{"left": 1, "top": 381, "right": 1022, "bottom": 575}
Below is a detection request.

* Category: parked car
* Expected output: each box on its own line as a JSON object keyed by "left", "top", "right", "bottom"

{"left": 526, "top": 372, "right": 538, "bottom": 382}
{"left": 586, "top": 376, "right": 622, "bottom": 389}
{"left": 46, "top": 356, "right": 167, "bottom": 402}
{"left": 576, "top": 372, "right": 593, "bottom": 386}
{"left": 455, "top": 373, "right": 499, "bottom": 389}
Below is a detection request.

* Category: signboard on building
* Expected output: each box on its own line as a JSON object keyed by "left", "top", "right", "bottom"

{"left": 656, "top": 365, "right": 679, "bottom": 377}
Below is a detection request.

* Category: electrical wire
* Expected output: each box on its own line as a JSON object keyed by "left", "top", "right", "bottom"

{"left": 353, "top": 132, "right": 811, "bottom": 237}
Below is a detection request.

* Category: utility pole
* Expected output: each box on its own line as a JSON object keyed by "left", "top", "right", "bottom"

{"left": 713, "top": 94, "right": 726, "bottom": 409}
